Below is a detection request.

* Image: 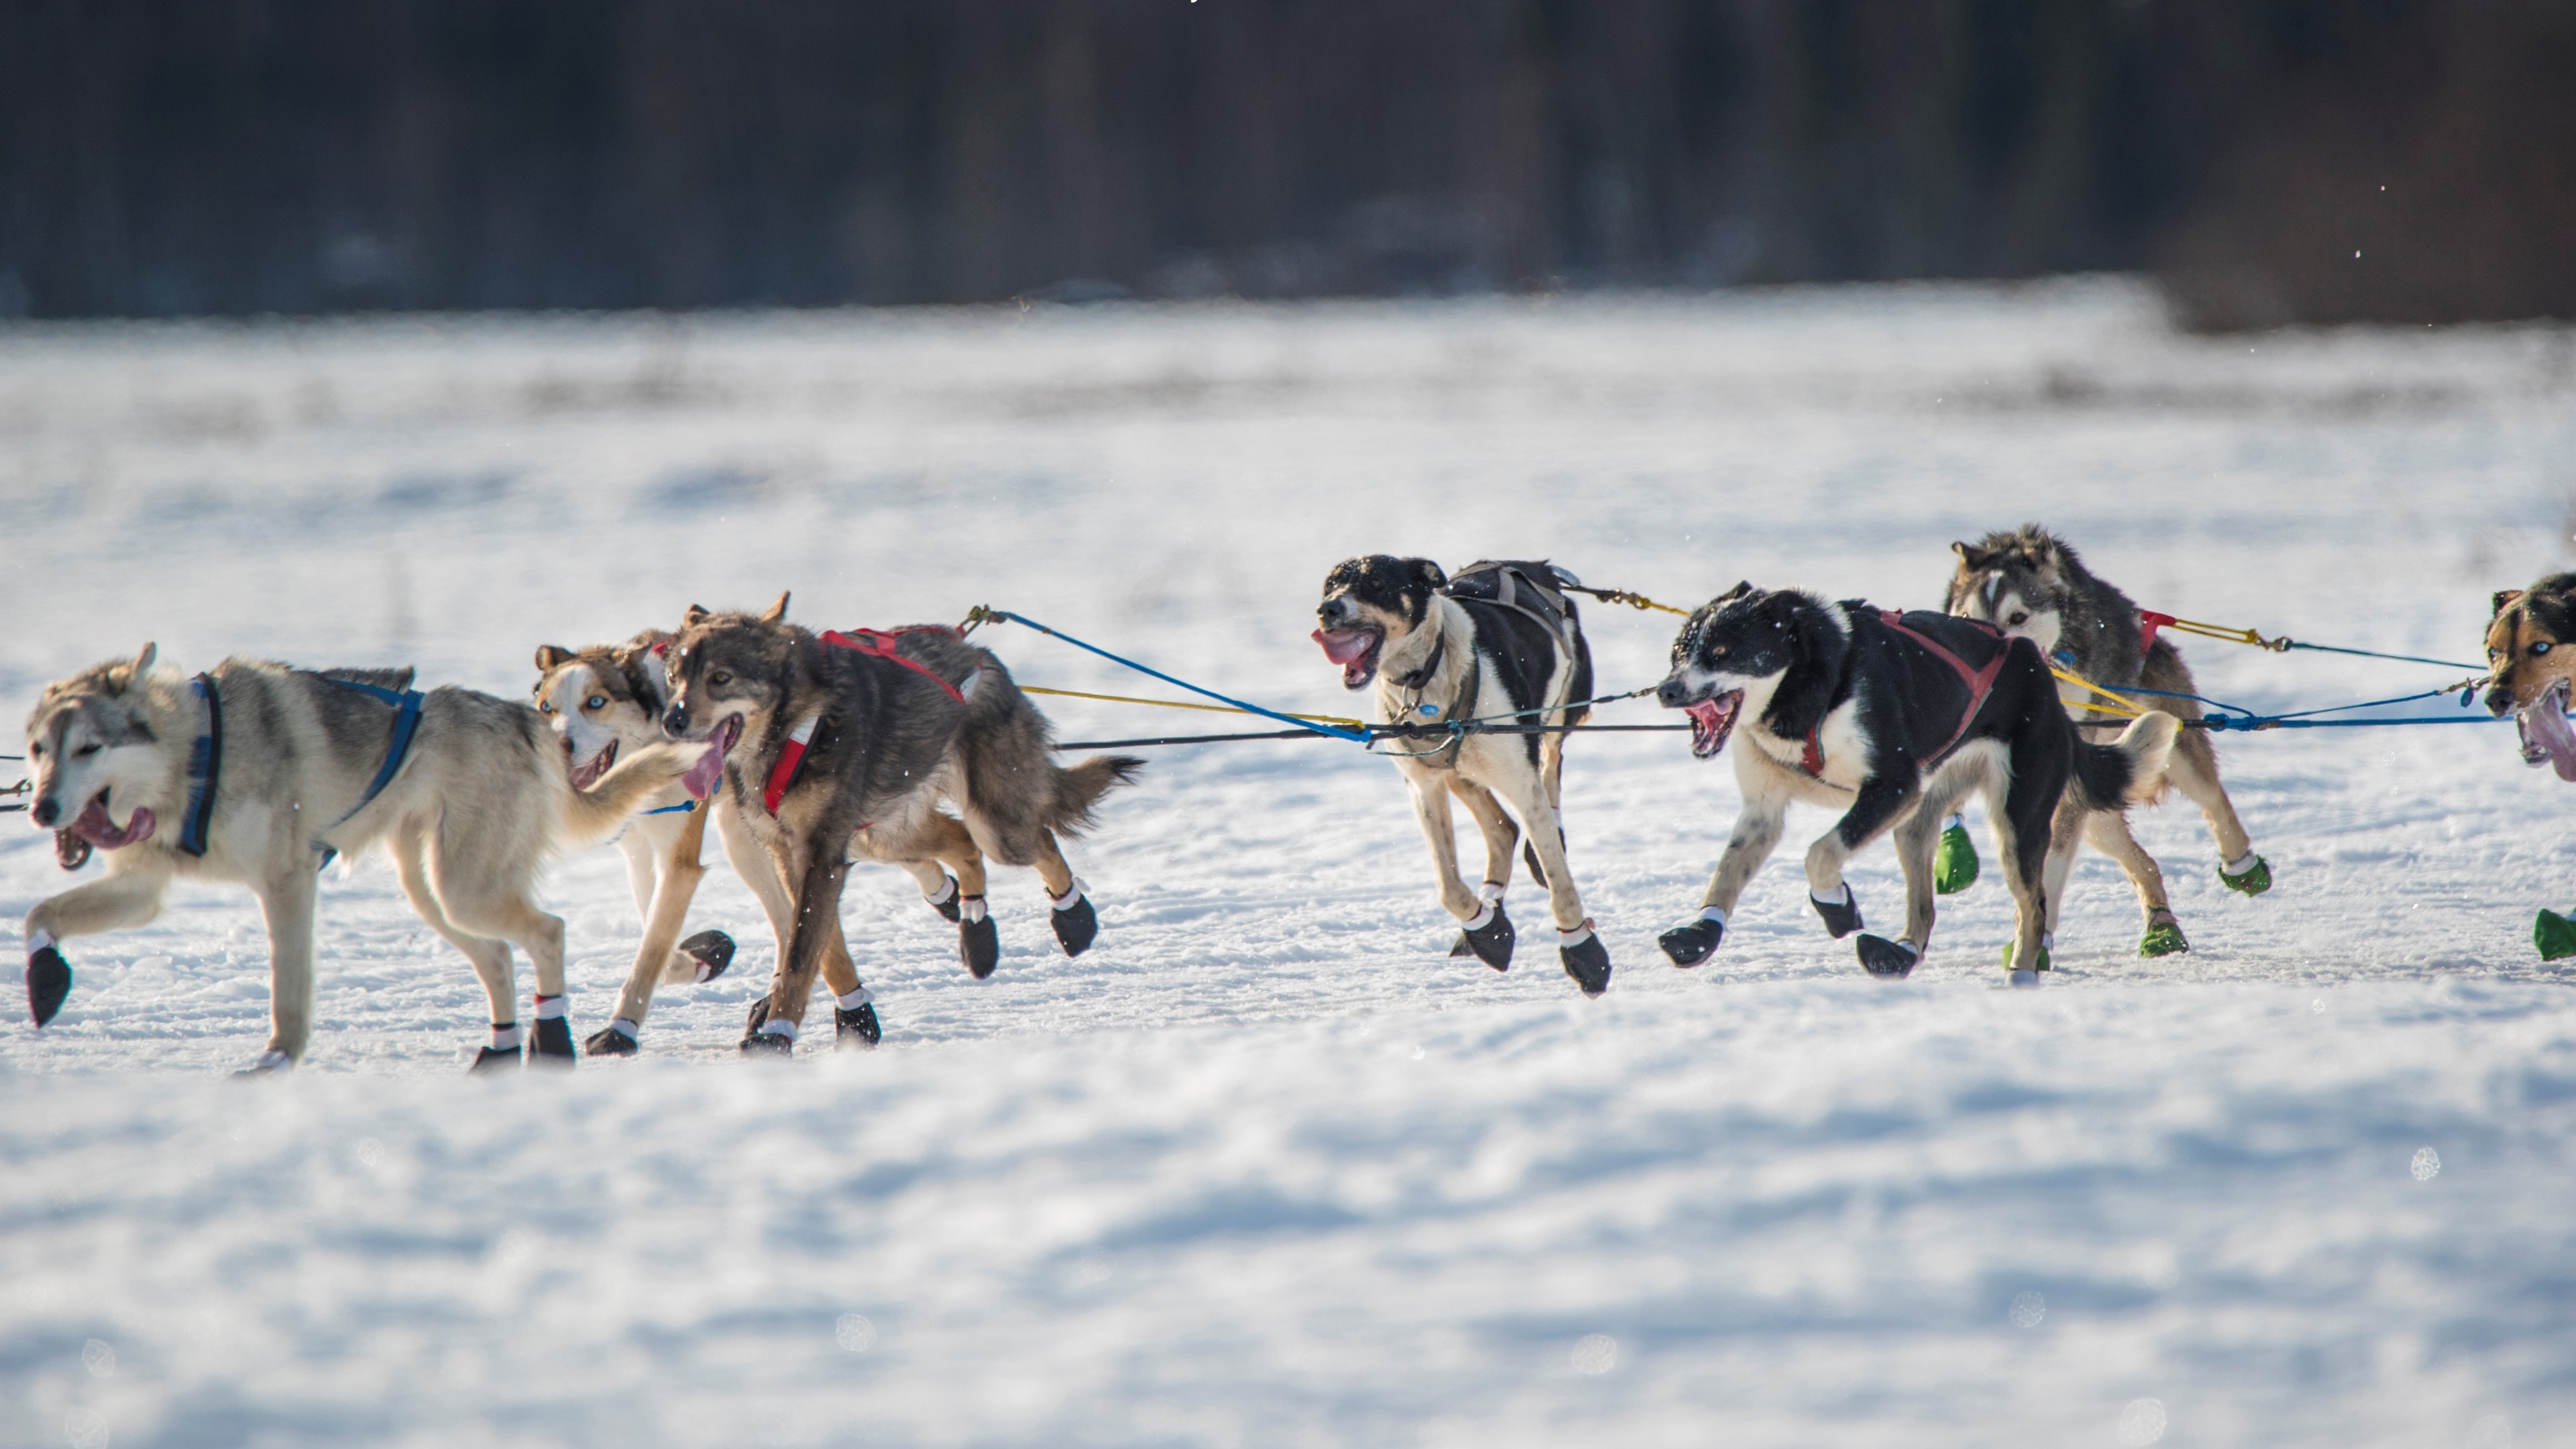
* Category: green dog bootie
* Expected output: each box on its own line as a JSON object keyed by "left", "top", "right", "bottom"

{"left": 2536, "top": 909, "right": 2576, "bottom": 962}
{"left": 1935, "top": 817, "right": 1979, "bottom": 895}
{"left": 2219, "top": 853, "right": 2273, "bottom": 897}
{"left": 2002, "top": 938, "right": 2052, "bottom": 973}
{"left": 2139, "top": 913, "right": 2190, "bottom": 958}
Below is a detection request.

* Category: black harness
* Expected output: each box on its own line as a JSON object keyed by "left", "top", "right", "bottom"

{"left": 1384, "top": 561, "right": 1581, "bottom": 771}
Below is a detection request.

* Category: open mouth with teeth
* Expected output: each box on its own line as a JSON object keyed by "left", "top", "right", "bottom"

{"left": 69, "top": 788, "right": 155, "bottom": 849}
{"left": 1314, "top": 626, "right": 1386, "bottom": 690}
{"left": 2518, "top": 677, "right": 2576, "bottom": 780}
{"left": 1681, "top": 690, "right": 1745, "bottom": 761}
{"left": 568, "top": 739, "right": 619, "bottom": 790}
{"left": 680, "top": 714, "right": 744, "bottom": 800}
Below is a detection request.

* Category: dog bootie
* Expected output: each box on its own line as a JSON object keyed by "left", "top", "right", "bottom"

{"left": 958, "top": 895, "right": 1000, "bottom": 979}
{"left": 528, "top": 997, "right": 576, "bottom": 1068}
{"left": 585, "top": 1020, "right": 641, "bottom": 1057}
{"left": 1810, "top": 883, "right": 1864, "bottom": 939}
{"left": 1050, "top": 881, "right": 1099, "bottom": 958}
{"left": 2002, "top": 935, "right": 2053, "bottom": 974}
{"left": 677, "top": 930, "right": 735, "bottom": 984}
{"left": 1934, "top": 817, "right": 1979, "bottom": 895}
{"left": 1855, "top": 935, "right": 1919, "bottom": 978}
{"left": 926, "top": 874, "right": 965, "bottom": 923}
{"left": 1558, "top": 921, "right": 1611, "bottom": 997}
{"left": 738, "top": 998, "right": 794, "bottom": 1056}
{"left": 835, "top": 989, "right": 882, "bottom": 1049}
{"left": 1450, "top": 887, "right": 1515, "bottom": 970}
{"left": 2537, "top": 909, "right": 2576, "bottom": 962}
{"left": 2219, "top": 852, "right": 2273, "bottom": 897}
{"left": 469, "top": 1044, "right": 521, "bottom": 1073}
{"left": 1658, "top": 908, "right": 1725, "bottom": 968}
{"left": 2139, "top": 911, "right": 2189, "bottom": 958}
{"left": 25, "top": 940, "right": 71, "bottom": 1028}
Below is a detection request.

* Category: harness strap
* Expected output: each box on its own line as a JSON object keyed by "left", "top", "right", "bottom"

{"left": 2138, "top": 611, "right": 2173, "bottom": 652}
{"left": 763, "top": 714, "right": 821, "bottom": 814}
{"left": 1876, "top": 609, "right": 2008, "bottom": 766}
{"left": 177, "top": 673, "right": 223, "bottom": 857}
{"left": 819, "top": 628, "right": 968, "bottom": 704}
{"left": 313, "top": 677, "right": 426, "bottom": 866}
{"left": 1802, "top": 726, "right": 1825, "bottom": 778}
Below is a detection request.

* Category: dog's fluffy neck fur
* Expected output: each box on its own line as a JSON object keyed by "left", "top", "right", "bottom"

{"left": 1374, "top": 600, "right": 1473, "bottom": 718}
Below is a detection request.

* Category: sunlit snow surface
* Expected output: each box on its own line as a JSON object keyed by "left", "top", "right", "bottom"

{"left": 4, "top": 282, "right": 2575, "bottom": 1446}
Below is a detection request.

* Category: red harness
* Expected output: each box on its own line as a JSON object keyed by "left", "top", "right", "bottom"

{"left": 1800, "top": 609, "right": 2008, "bottom": 780}
{"left": 2138, "top": 611, "right": 2173, "bottom": 652}
{"left": 761, "top": 627, "right": 972, "bottom": 814}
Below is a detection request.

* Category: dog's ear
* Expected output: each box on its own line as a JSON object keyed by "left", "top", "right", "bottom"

{"left": 113, "top": 642, "right": 157, "bottom": 693}
{"left": 1952, "top": 541, "right": 1993, "bottom": 571}
{"left": 759, "top": 592, "right": 790, "bottom": 624}
{"left": 2494, "top": 588, "right": 2527, "bottom": 621}
{"left": 1715, "top": 580, "right": 1754, "bottom": 606}
{"left": 683, "top": 604, "right": 712, "bottom": 628}
{"left": 535, "top": 644, "right": 574, "bottom": 673}
{"left": 1411, "top": 559, "right": 1447, "bottom": 593}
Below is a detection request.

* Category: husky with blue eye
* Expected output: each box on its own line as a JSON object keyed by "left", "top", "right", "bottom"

{"left": 1946, "top": 526, "right": 2271, "bottom": 961}
{"left": 1314, "top": 556, "right": 1611, "bottom": 996}
{"left": 1654, "top": 583, "right": 2179, "bottom": 985}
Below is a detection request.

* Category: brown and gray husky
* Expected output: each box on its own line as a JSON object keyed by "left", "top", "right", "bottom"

{"left": 1947, "top": 526, "right": 2270, "bottom": 960}
{"left": 20, "top": 645, "right": 685, "bottom": 1071}
{"left": 656, "top": 595, "right": 1142, "bottom": 1054}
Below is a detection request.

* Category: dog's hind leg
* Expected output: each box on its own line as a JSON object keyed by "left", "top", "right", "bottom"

{"left": 1488, "top": 769, "right": 1609, "bottom": 996}
{"left": 2079, "top": 806, "right": 2185, "bottom": 956}
{"left": 904, "top": 811, "right": 996, "bottom": 979}
{"left": 393, "top": 823, "right": 521, "bottom": 1069}
{"left": 961, "top": 806, "right": 1099, "bottom": 958}
{"left": 429, "top": 823, "right": 576, "bottom": 1068}
{"left": 2168, "top": 728, "right": 2262, "bottom": 886}
{"left": 1989, "top": 759, "right": 2064, "bottom": 982}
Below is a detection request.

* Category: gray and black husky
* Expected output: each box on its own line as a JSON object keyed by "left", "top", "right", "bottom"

{"left": 657, "top": 595, "right": 1142, "bottom": 1054}
{"left": 1946, "top": 526, "right": 2271, "bottom": 959}
{"left": 1654, "top": 585, "right": 2178, "bottom": 984}
{"left": 1313, "top": 556, "right": 1612, "bottom": 995}
{"left": 21, "top": 645, "right": 685, "bottom": 1070}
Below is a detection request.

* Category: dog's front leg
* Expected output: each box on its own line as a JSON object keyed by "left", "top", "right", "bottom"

{"left": 1806, "top": 775, "right": 1918, "bottom": 943}
{"left": 1448, "top": 778, "right": 1520, "bottom": 897}
{"left": 1659, "top": 758, "right": 1790, "bottom": 967}
{"left": 593, "top": 806, "right": 714, "bottom": 1054}
{"left": 745, "top": 851, "right": 851, "bottom": 1055}
{"left": 1403, "top": 767, "right": 1478, "bottom": 923}
{"left": 21, "top": 856, "right": 175, "bottom": 1028}
{"left": 252, "top": 867, "right": 320, "bottom": 1068}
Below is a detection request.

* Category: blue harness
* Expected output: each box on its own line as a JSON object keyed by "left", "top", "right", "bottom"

{"left": 313, "top": 677, "right": 426, "bottom": 868}
{"left": 176, "top": 673, "right": 223, "bottom": 857}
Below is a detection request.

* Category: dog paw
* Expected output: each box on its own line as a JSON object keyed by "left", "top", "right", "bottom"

{"left": 1558, "top": 924, "right": 1611, "bottom": 997}
{"left": 2537, "top": 909, "right": 2576, "bottom": 962}
{"left": 1658, "top": 917, "right": 1723, "bottom": 967}
{"left": 25, "top": 945, "right": 71, "bottom": 1028}
{"left": 2139, "top": 916, "right": 2190, "bottom": 958}
{"left": 2001, "top": 939, "right": 2053, "bottom": 973}
{"left": 232, "top": 1049, "right": 296, "bottom": 1077}
{"left": 960, "top": 913, "right": 1000, "bottom": 979}
{"left": 738, "top": 1030, "right": 795, "bottom": 1058}
{"left": 584, "top": 1022, "right": 640, "bottom": 1057}
{"left": 1810, "top": 884, "right": 1863, "bottom": 939}
{"left": 469, "top": 1044, "right": 522, "bottom": 1073}
{"left": 1855, "top": 934, "right": 1919, "bottom": 979}
{"left": 835, "top": 1002, "right": 882, "bottom": 1049}
{"left": 529, "top": 1017, "right": 576, "bottom": 1067}
{"left": 1452, "top": 903, "right": 1514, "bottom": 971}
{"left": 678, "top": 930, "right": 735, "bottom": 984}
{"left": 2007, "top": 968, "right": 2042, "bottom": 989}
{"left": 2219, "top": 854, "right": 2273, "bottom": 897}
{"left": 1051, "top": 891, "right": 1099, "bottom": 958}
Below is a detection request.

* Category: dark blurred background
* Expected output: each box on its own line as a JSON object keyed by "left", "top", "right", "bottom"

{"left": 1, "top": 0, "right": 2566, "bottom": 329}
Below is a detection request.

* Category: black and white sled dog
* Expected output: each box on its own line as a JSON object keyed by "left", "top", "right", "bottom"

{"left": 1946, "top": 526, "right": 2271, "bottom": 959}
{"left": 20, "top": 645, "right": 686, "bottom": 1070}
{"left": 533, "top": 626, "right": 1031, "bottom": 1056}
{"left": 657, "top": 595, "right": 1143, "bottom": 1054}
{"left": 1653, "top": 585, "right": 2179, "bottom": 984}
{"left": 1313, "top": 556, "right": 1613, "bottom": 995}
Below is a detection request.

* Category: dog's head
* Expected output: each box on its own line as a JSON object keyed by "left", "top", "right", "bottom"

{"left": 2485, "top": 575, "right": 2576, "bottom": 775}
{"left": 533, "top": 631, "right": 672, "bottom": 791}
{"left": 23, "top": 643, "right": 172, "bottom": 851}
{"left": 1314, "top": 555, "right": 1445, "bottom": 690}
{"left": 659, "top": 593, "right": 800, "bottom": 798}
{"left": 1656, "top": 583, "right": 1812, "bottom": 759}
{"left": 1948, "top": 526, "right": 2069, "bottom": 655}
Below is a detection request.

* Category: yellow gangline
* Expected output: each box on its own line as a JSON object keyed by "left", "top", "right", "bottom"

{"left": 1021, "top": 685, "right": 1367, "bottom": 732}
{"left": 2048, "top": 666, "right": 2150, "bottom": 719}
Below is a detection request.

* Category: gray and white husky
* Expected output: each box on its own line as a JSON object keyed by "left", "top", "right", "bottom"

{"left": 531, "top": 624, "right": 1017, "bottom": 1056}
{"left": 657, "top": 595, "right": 1143, "bottom": 1055}
{"left": 20, "top": 645, "right": 687, "bottom": 1071}
{"left": 1946, "top": 526, "right": 2271, "bottom": 959}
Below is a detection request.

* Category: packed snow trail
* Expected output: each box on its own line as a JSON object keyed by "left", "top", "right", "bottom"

{"left": 4, "top": 281, "right": 2573, "bottom": 1445}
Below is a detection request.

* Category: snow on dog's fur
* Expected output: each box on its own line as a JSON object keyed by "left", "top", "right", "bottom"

{"left": 21, "top": 644, "right": 690, "bottom": 1070}
{"left": 1655, "top": 583, "right": 2178, "bottom": 984}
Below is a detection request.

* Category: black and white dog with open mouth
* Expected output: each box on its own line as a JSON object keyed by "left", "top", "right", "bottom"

{"left": 1652, "top": 583, "right": 2179, "bottom": 985}
{"left": 1315, "top": 555, "right": 1612, "bottom": 996}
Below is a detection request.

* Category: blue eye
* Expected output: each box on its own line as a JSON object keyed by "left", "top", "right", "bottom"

{"left": 2535, "top": 642, "right": 2554, "bottom": 656}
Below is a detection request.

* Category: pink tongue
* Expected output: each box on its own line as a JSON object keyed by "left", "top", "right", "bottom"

{"left": 72, "top": 799, "right": 155, "bottom": 848}
{"left": 682, "top": 737, "right": 726, "bottom": 800}
{"left": 1313, "top": 628, "right": 1375, "bottom": 666}
{"left": 2525, "top": 697, "right": 2576, "bottom": 782}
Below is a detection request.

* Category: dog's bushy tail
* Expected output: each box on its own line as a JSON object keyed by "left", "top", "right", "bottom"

{"left": 1044, "top": 754, "right": 1146, "bottom": 837}
{"left": 2069, "top": 711, "right": 2181, "bottom": 813}
{"left": 552, "top": 743, "right": 696, "bottom": 847}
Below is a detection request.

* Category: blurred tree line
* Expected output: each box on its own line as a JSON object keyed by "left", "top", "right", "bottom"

{"left": 0, "top": 0, "right": 2565, "bottom": 326}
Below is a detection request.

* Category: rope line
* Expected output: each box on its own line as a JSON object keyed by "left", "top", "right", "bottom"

{"left": 2149, "top": 612, "right": 2483, "bottom": 671}
{"left": 1561, "top": 584, "right": 1692, "bottom": 617}
{"left": 1021, "top": 684, "right": 1366, "bottom": 731}
{"left": 964, "top": 607, "right": 1369, "bottom": 742}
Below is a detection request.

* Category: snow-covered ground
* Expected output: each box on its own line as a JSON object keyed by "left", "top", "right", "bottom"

{"left": 4, "top": 280, "right": 2574, "bottom": 1446}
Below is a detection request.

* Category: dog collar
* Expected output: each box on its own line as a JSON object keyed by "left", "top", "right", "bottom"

{"left": 762, "top": 713, "right": 822, "bottom": 814}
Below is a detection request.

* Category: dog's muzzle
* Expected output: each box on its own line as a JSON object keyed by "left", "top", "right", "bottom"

{"left": 661, "top": 702, "right": 691, "bottom": 738}
{"left": 31, "top": 792, "right": 61, "bottom": 828}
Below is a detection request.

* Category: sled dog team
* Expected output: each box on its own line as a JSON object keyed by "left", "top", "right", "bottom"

{"left": 41, "top": 521, "right": 2555, "bottom": 1074}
